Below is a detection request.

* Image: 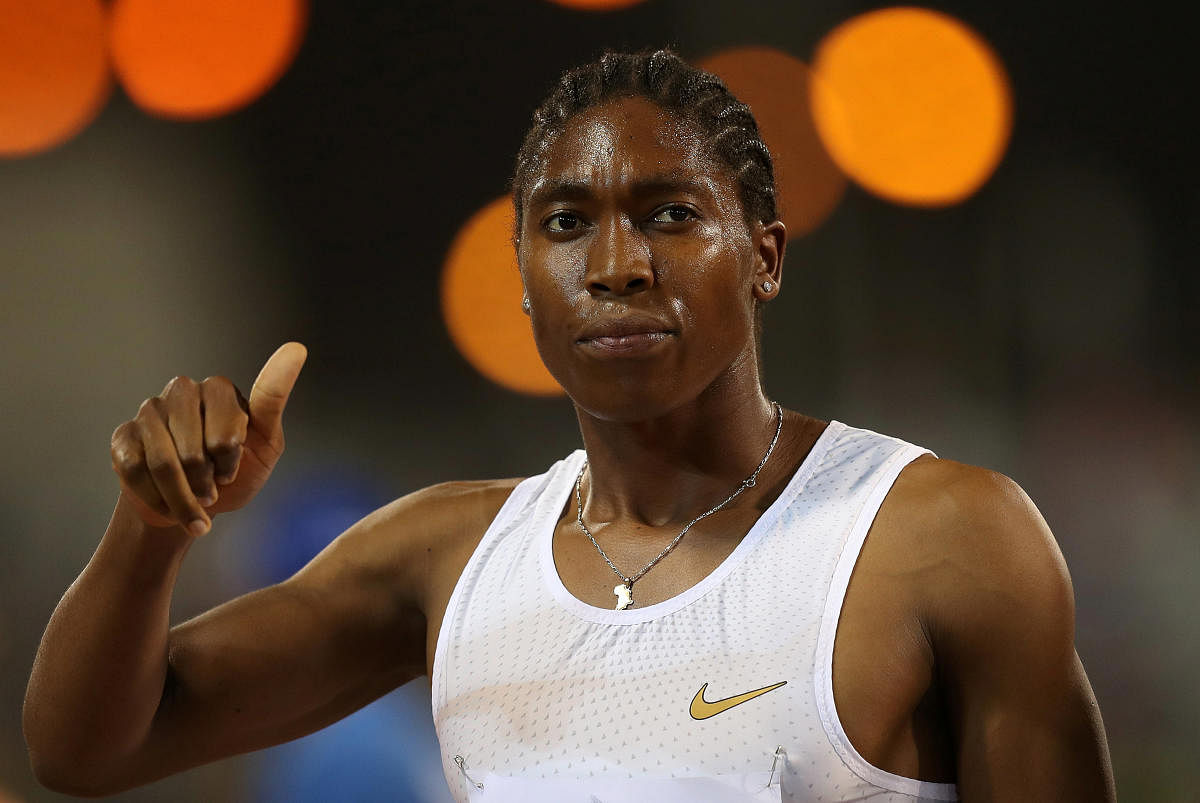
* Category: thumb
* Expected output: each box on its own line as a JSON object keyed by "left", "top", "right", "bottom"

{"left": 248, "top": 341, "right": 307, "bottom": 436}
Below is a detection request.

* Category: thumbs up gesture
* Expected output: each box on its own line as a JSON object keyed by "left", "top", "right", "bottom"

{"left": 110, "top": 343, "right": 307, "bottom": 535}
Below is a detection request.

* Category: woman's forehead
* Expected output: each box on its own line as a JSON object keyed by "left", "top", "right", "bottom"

{"left": 559, "top": 96, "right": 700, "bottom": 154}
{"left": 528, "top": 97, "right": 732, "bottom": 201}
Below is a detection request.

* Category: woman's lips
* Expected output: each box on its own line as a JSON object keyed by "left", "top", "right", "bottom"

{"left": 578, "top": 330, "right": 673, "bottom": 355}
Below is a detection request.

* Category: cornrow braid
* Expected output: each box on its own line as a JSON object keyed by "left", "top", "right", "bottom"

{"left": 512, "top": 49, "right": 777, "bottom": 236}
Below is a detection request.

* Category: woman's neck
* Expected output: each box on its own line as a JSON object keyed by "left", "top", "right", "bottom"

{"left": 575, "top": 382, "right": 781, "bottom": 527}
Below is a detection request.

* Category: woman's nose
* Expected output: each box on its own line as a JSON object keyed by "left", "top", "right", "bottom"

{"left": 584, "top": 216, "right": 653, "bottom": 297}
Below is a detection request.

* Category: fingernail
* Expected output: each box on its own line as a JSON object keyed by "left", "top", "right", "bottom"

{"left": 200, "top": 492, "right": 217, "bottom": 506}
{"left": 216, "top": 474, "right": 234, "bottom": 486}
{"left": 188, "top": 519, "right": 209, "bottom": 537}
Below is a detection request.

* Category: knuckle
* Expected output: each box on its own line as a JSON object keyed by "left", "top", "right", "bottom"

{"left": 208, "top": 437, "right": 244, "bottom": 457}
{"left": 178, "top": 452, "right": 207, "bottom": 473}
{"left": 110, "top": 420, "right": 135, "bottom": 445}
{"left": 111, "top": 447, "right": 145, "bottom": 475}
{"left": 145, "top": 455, "right": 176, "bottom": 478}
{"left": 201, "top": 375, "right": 234, "bottom": 395}
{"left": 164, "top": 377, "right": 200, "bottom": 404}
{"left": 136, "top": 397, "right": 163, "bottom": 418}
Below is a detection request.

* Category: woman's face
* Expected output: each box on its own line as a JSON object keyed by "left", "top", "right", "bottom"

{"left": 517, "top": 95, "right": 783, "bottom": 422}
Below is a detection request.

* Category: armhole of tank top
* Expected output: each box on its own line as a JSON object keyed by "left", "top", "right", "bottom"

{"left": 813, "top": 442, "right": 959, "bottom": 801}
{"left": 430, "top": 466, "right": 553, "bottom": 719}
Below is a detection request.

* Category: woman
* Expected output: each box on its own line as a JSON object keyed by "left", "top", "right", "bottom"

{"left": 25, "top": 50, "right": 1114, "bottom": 801}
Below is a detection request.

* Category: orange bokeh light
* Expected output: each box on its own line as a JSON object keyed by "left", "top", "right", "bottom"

{"left": 0, "top": 0, "right": 111, "bottom": 157}
{"left": 700, "top": 47, "right": 847, "bottom": 236}
{"left": 544, "top": 0, "right": 647, "bottom": 9}
{"left": 442, "top": 197, "right": 564, "bottom": 397}
{"left": 811, "top": 7, "right": 1013, "bottom": 206}
{"left": 108, "top": 0, "right": 306, "bottom": 120}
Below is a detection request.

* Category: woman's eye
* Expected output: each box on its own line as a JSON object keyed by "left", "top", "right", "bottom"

{"left": 652, "top": 206, "right": 694, "bottom": 224}
{"left": 546, "top": 212, "right": 580, "bottom": 232}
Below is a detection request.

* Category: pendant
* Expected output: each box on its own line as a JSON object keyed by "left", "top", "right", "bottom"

{"left": 614, "top": 582, "right": 634, "bottom": 610}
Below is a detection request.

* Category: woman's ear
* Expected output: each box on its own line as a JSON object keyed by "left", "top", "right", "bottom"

{"left": 751, "top": 219, "right": 786, "bottom": 301}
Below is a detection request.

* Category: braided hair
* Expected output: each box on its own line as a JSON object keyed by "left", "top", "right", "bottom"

{"left": 512, "top": 49, "right": 777, "bottom": 235}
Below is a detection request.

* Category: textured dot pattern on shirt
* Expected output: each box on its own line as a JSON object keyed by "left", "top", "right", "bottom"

{"left": 432, "top": 422, "right": 959, "bottom": 802}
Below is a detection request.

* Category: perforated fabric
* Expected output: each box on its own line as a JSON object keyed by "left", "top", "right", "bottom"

{"left": 432, "top": 422, "right": 958, "bottom": 802}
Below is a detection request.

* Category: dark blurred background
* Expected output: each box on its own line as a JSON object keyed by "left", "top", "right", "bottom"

{"left": 1, "top": 0, "right": 1196, "bottom": 800}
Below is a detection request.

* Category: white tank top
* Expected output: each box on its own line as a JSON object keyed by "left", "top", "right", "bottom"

{"left": 432, "top": 421, "right": 958, "bottom": 802}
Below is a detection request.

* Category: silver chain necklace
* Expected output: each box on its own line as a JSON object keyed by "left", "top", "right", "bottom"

{"left": 574, "top": 402, "right": 784, "bottom": 611}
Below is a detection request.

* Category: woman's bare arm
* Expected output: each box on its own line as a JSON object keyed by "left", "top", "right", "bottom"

{"left": 23, "top": 343, "right": 445, "bottom": 794}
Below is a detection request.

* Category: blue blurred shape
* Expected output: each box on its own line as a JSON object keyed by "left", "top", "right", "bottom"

{"left": 251, "top": 678, "right": 452, "bottom": 802}
{"left": 248, "top": 471, "right": 451, "bottom": 801}
{"left": 254, "top": 469, "right": 383, "bottom": 586}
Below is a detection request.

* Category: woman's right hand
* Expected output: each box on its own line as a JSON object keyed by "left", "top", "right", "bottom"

{"left": 109, "top": 342, "right": 307, "bottom": 535}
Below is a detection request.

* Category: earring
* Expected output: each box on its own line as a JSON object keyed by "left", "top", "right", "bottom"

{"left": 762, "top": 281, "right": 774, "bottom": 293}
{"left": 522, "top": 296, "right": 531, "bottom": 313}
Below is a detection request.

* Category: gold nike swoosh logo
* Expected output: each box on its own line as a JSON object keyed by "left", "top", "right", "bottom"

{"left": 689, "top": 680, "right": 788, "bottom": 720}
